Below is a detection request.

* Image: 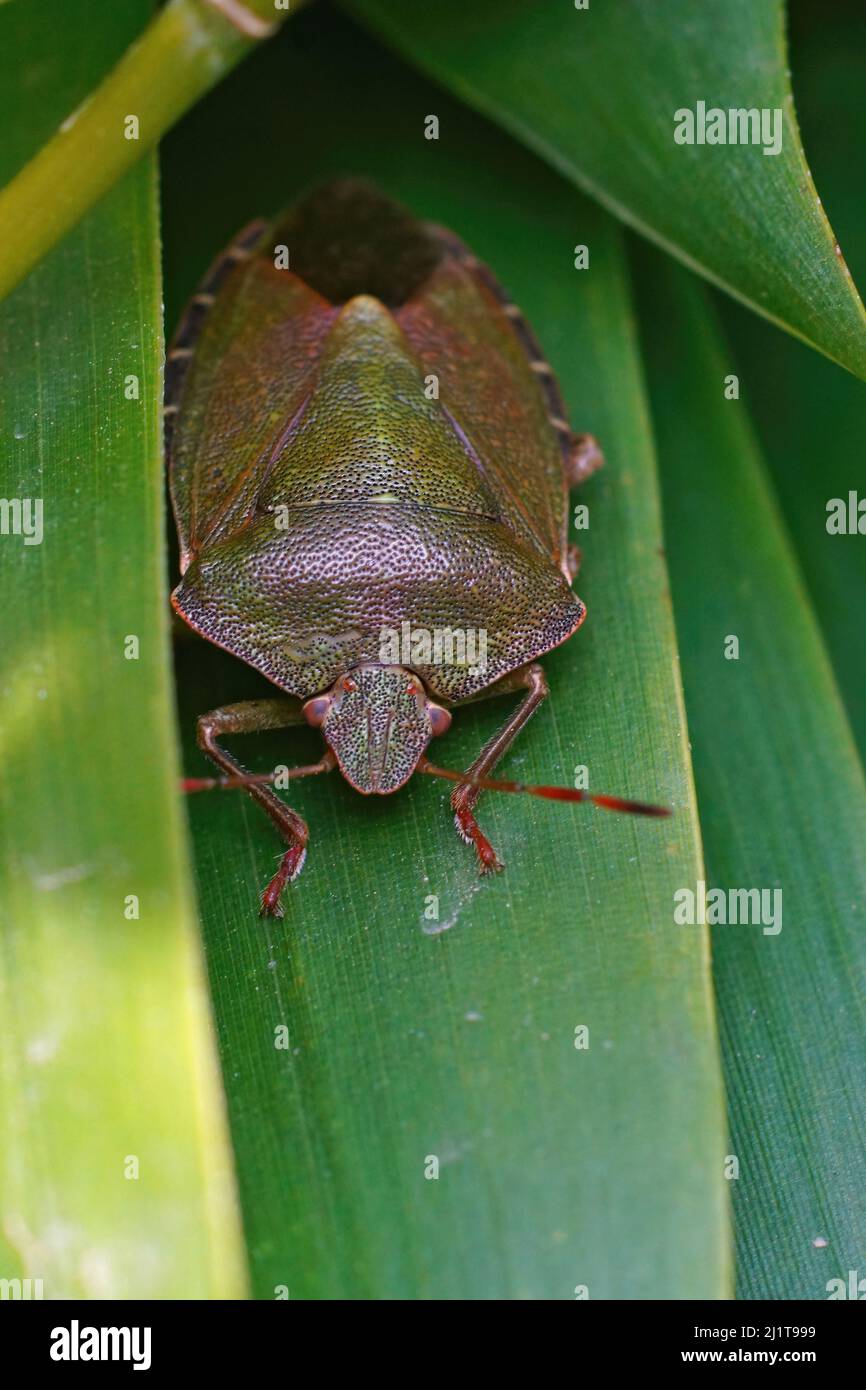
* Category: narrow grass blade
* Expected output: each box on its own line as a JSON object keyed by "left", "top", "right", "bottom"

{"left": 637, "top": 248, "right": 866, "bottom": 1300}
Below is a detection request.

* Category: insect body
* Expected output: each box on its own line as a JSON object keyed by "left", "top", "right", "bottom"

{"left": 168, "top": 181, "right": 665, "bottom": 917}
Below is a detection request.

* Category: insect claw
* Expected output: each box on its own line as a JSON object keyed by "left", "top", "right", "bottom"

{"left": 259, "top": 896, "right": 284, "bottom": 921}
{"left": 478, "top": 850, "right": 504, "bottom": 876}
{"left": 475, "top": 832, "right": 503, "bottom": 874}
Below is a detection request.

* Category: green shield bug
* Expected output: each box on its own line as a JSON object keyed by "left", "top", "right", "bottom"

{"left": 169, "top": 181, "right": 668, "bottom": 917}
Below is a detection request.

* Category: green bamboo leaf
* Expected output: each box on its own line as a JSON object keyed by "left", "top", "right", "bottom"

{"left": 166, "top": 8, "right": 730, "bottom": 1299}
{"left": 0, "top": 0, "right": 246, "bottom": 1297}
{"left": 344, "top": 0, "right": 866, "bottom": 381}
{"left": 717, "top": 0, "right": 866, "bottom": 762}
{"left": 636, "top": 248, "right": 866, "bottom": 1300}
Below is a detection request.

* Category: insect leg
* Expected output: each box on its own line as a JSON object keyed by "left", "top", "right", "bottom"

{"left": 566, "top": 544, "right": 582, "bottom": 580}
{"left": 450, "top": 664, "right": 549, "bottom": 873}
{"left": 194, "top": 698, "right": 332, "bottom": 917}
{"left": 565, "top": 432, "right": 604, "bottom": 487}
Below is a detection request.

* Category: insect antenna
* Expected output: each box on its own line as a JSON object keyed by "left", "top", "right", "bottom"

{"left": 417, "top": 759, "right": 671, "bottom": 818}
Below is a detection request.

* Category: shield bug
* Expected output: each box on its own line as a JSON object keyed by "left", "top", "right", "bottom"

{"left": 168, "top": 181, "right": 668, "bottom": 917}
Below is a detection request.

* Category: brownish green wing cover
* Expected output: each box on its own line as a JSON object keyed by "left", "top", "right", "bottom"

{"left": 168, "top": 223, "right": 338, "bottom": 571}
{"left": 169, "top": 182, "right": 583, "bottom": 701}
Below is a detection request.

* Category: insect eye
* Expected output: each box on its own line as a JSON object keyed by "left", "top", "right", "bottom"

{"left": 302, "top": 695, "right": 332, "bottom": 727}
{"left": 427, "top": 703, "right": 452, "bottom": 736}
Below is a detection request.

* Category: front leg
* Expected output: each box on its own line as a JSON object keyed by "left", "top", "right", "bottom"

{"left": 195, "top": 698, "right": 334, "bottom": 918}
{"left": 451, "top": 664, "right": 549, "bottom": 872}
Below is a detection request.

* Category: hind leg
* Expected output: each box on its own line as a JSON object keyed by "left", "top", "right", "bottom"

{"left": 565, "top": 432, "right": 604, "bottom": 486}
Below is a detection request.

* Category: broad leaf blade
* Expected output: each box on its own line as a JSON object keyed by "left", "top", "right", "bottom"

{"left": 637, "top": 248, "right": 866, "bottom": 1300}
{"left": 166, "top": 7, "right": 730, "bottom": 1299}
{"left": 0, "top": 0, "right": 246, "bottom": 1298}
{"left": 716, "top": 0, "right": 866, "bottom": 761}
{"left": 344, "top": 0, "right": 866, "bottom": 380}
